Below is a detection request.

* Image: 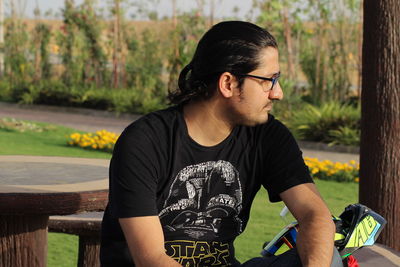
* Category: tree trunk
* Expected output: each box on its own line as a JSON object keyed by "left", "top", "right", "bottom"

{"left": 357, "top": 0, "right": 363, "bottom": 100}
{"left": 112, "top": 0, "right": 121, "bottom": 89}
{"left": 195, "top": 0, "right": 204, "bottom": 17}
{"left": 0, "top": 0, "right": 5, "bottom": 77}
{"left": 360, "top": 0, "right": 400, "bottom": 251}
{"left": 282, "top": 7, "right": 295, "bottom": 81}
{"left": 171, "top": 0, "right": 178, "bottom": 27}
{"left": 117, "top": 0, "right": 126, "bottom": 88}
{"left": 209, "top": 0, "right": 215, "bottom": 27}
{"left": 34, "top": 37, "right": 42, "bottom": 81}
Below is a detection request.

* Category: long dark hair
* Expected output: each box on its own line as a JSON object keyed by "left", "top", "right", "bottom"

{"left": 168, "top": 21, "right": 278, "bottom": 105}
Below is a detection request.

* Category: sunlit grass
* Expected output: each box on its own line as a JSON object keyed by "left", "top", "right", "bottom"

{"left": 0, "top": 119, "right": 111, "bottom": 159}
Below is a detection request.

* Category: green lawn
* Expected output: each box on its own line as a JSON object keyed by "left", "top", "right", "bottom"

{"left": 0, "top": 119, "right": 359, "bottom": 265}
{"left": 48, "top": 233, "right": 78, "bottom": 267}
{"left": 0, "top": 120, "right": 111, "bottom": 159}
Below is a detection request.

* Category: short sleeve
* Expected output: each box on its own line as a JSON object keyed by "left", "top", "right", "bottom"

{"left": 259, "top": 119, "right": 313, "bottom": 202}
{"left": 108, "top": 124, "right": 160, "bottom": 218}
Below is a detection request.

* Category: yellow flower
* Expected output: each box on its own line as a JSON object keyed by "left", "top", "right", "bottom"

{"left": 304, "top": 157, "right": 359, "bottom": 182}
{"left": 67, "top": 130, "right": 120, "bottom": 152}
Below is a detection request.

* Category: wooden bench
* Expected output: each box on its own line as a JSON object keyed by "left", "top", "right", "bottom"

{"left": 48, "top": 212, "right": 103, "bottom": 267}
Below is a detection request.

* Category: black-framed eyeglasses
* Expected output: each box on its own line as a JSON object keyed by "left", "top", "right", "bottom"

{"left": 236, "top": 72, "right": 281, "bottom": 91}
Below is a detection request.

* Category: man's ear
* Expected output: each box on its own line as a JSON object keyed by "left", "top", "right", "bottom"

{"left": 218, "top": 72, "right": 238, "bottom": 98}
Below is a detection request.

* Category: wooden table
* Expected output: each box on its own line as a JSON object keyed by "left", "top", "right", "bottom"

{"left": 0, "top": 156, "right": 109, "bottom": 267}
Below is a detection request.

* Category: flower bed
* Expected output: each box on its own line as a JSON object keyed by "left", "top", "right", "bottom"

{"left": 304, "top": 157, "right": 359, "bottom": 183}
{"left": 67, "top": 130, "right": 119, "bottom": 153}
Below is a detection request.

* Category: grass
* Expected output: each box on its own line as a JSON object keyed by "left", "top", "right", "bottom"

{"left": 48, "top": 233, "right": 78, "bottom": 267}
{"left": 0, "top": 120, "right": 111, "bottom": 159}
{"left": 0, "top": 119, "right": 359, "bottom": 265}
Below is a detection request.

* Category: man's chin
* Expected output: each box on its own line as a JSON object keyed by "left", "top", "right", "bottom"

{"left": 243, "top": 114, "right": 269, "bottom": 127}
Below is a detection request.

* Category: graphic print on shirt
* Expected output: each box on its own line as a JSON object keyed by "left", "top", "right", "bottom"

{"left": 165, "top": 240, "right": 231, "bottom": 266}
{"left": 159, "top": 160, "right": 243, "bottom": 239}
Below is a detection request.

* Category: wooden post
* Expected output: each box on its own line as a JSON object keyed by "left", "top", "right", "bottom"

{"left": 48, "top": 213, "right": 103, "bottom": 267}
{"left": 0, "top": 215, "right": 49, "bottom": 267}
{"left": 77, "top": 236, "right": 100, "bottom": 267}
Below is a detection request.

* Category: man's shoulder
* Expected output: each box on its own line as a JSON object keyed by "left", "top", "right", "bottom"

{"left": 118, "top": 106, "right": 182, "bottom": 143}
{"left": 126, "top": 105, "right": 181, "bottom": 131}
{"left": 248, "top": 114, "right": 296, "bottom": 149}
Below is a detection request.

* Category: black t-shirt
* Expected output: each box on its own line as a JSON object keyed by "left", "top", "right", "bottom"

{"left": 101, "top": 105, "right": 313, "bottom": 266}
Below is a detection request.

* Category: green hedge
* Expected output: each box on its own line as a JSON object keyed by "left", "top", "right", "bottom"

{"left": 0, "top": 80, "right": 168, "bottom": 114}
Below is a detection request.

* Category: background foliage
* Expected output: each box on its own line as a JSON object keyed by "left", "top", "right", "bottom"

{"left": 286, "top": 102, "right": 360, "bottom": 145}
{"left": 0, "top": 0, "right": 362, "bottom": 145}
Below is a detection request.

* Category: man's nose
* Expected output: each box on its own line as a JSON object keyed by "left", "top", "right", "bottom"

{"left": 268, "top": 82, "right": 283, "bottom": 100}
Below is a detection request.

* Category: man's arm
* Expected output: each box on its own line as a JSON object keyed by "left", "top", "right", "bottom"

{"left": 119, "top": 216, "right": 181, "bottom": 267}
{"left": 280, "top": 183, "right": 335, "bottom": 267}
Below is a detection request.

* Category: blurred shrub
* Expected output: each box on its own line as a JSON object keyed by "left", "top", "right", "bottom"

{"left": 0, "top": 118, "right": 55, "bottom": 132}
{"left": 286, "top": 102, "right": 360, "bottom": 146}
{"left": 272, "top": 78, "right": 305, "bottom": 122}
{"left": 329, "top": 126, "right": 360, "bottom": 146}
{"left": 0, "top": 81, "right": 167, "bottom": 114}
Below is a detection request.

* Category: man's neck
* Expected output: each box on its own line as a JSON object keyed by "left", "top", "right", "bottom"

{"left": 183, "top": 99, "right": 233, "bottom": 147}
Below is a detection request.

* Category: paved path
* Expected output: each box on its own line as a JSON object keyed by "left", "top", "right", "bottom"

{"left": 0, "top": 102, "right": 139, "bottom": 134}
{"left": 302, "top": 148, "right": 359, "bottom": 163}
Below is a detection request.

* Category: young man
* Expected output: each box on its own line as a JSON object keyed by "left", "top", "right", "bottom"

{"left": 101, "top": 21, "right": 340, "bottom": 267}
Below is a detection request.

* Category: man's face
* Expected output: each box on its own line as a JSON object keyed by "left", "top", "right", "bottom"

{"left": 227, "top": 47, "right": 283, "bottom": 126}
